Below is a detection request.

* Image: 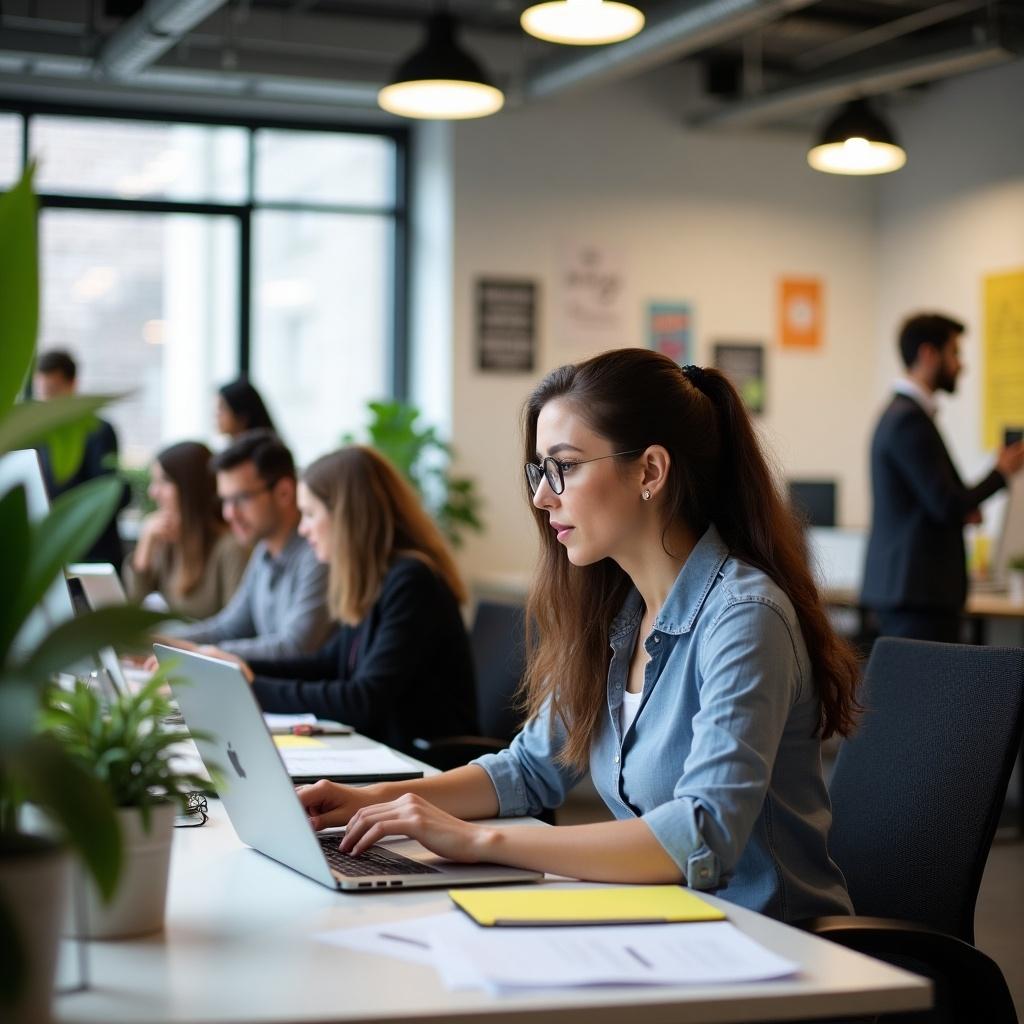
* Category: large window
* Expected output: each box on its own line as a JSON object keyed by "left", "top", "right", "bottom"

{"left": 1, "top": 108, "right": 406, "bottom": 469}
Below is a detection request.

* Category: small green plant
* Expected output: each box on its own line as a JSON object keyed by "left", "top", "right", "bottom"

{"left": 121, "top": 463, "right": 156, "bottom": 516}
{"left": 41, "top": 669, "right": 214, "bottom": 830}
{"left": 1007, "top": 554, "right": 1024, "bottom": 572}
{"left": 345, "top": 399, "right": 484, "bottom": 548}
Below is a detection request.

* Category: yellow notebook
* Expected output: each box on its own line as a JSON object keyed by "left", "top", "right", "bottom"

{"left": 448, "top": 885, "right": 726, "bottom": 927}
{"left": 272, "top": 735, "right": 325, "bottom": 750}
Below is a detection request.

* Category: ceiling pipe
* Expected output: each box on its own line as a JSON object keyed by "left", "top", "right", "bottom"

{"left": 690, "top": 22, "right": 1022, "bottom": 129}
{"left": 522, "top": 0, "right": 821, "bottom": 101}
{"left": 97, "top": 0, "right": 230, "bottom": 79}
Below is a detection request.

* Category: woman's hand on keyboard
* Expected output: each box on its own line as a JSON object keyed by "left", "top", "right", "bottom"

{"left": 297, "top": 780, "right": 384, "bottom": 831}
{"left": 338, "top": 793, "right": 495, "bottom": 864}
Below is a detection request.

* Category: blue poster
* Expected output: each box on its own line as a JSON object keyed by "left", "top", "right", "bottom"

{"left": 647, "top": 303, "right": 693, "bottom": 366}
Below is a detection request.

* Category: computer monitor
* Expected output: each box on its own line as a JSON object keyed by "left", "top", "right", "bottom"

{"left": 788, "top": 479, "right": 837, "bottom": 529}
{"left": 0, "top": 449, "right": 77, "bottom": 659}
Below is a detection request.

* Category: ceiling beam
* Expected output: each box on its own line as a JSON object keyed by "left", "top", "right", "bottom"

{"left": 690, "top": 21, "right": 1022, "bottom": 128}
{"left": 522, "top": 0, "right": 822, "bottom": 101}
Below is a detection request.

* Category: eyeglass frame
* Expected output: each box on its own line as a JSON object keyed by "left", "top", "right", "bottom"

{"left": 524, "top": 448, "right": 644, "bottom": 496}
{"left": 219, "top": 483, "right": 274, "bottom": 510}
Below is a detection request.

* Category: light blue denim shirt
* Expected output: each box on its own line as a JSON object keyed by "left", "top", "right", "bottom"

{"left": 474, "top": 524, "right": 852, "bottom": 922}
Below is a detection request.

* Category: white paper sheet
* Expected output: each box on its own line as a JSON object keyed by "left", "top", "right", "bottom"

{"left": 281, "top": 747, "right": 420, "bottom": 778}
{"left": 262, "top": 712, "right": 318, "bottom": 732}
{"left": 316, "top": 911, "right": 799, "bottom": 993}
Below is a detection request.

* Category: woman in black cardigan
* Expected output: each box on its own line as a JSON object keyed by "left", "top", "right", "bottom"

{"left": 224, "top": 445, "right": 478, "bottom": 755}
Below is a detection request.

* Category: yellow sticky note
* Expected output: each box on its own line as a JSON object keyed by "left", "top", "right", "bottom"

{"left": 449, "top": 885, "right": 726, "bottom": 927}
{"left": 273, "top": 735, "right": 326, "bottom": 749}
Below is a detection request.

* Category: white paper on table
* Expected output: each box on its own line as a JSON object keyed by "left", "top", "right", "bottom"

{"left": 316, "top": 912, "right": 798, "bottom": 993}
{"left": 281, "top": 747, "right": 419, "bottom": 778}
{"left": 263, "top": 712, "right": 318, "bottom": 732}
{"left": 429, "top": 917, "right": 799, "bottom": 990}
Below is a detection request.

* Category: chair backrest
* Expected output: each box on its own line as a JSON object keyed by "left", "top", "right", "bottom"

{"left": 469, "top": 601, "right": 527, "bottom": 743}
{"left": 827, "top": 638, "right": 1024, "bottom": 943}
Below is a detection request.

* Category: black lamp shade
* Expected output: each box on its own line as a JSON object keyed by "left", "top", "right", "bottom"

{"left": 816, "top": 99, "right": 900, "bottom": 149}
{"left": 389, "top": 13, "right": 495, "bottom": 90}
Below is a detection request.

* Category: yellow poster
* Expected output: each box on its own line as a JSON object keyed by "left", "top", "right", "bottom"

{"left": 984, "top": 270, "right": 1024, "bottom": 448}
{"left": 778, "top": 277, "right": 823, "bottom": 350}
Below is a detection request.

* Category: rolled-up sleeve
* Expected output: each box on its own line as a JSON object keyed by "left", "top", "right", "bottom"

{"left": 642, "top": 598, "right": 800, "bottom": 889}
{"left": 472, "top": 700, "right": 583, "bottom": 818}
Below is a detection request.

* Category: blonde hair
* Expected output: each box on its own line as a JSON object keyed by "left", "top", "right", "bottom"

{"left": 302, "top": 446, "right": 467, "bottom": 625}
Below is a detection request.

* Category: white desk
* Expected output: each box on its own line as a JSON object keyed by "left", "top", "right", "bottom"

{"left": 55, "top": 799, "right": 930, "bottom": 1024}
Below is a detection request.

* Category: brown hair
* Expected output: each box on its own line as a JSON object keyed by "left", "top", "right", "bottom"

{"left": 155, "top": 441, "right": 225, "bottom": 598}
{"left": 302, "top": 446, "right": 467, "bottom": 625}
{"left": 522, "top": 349, "right": 861, "bottom": 770}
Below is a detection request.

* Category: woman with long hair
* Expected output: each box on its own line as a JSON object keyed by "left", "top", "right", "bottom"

{"left": 216, "top": 378, "right": 277, "bottom": 439}
{"left": 296, "top": 350, "right": 860, "bottom": 920}
{"left": 227, "top": 446, "right": 477, "bottom": 755}
{"left": 127, "top": 441, "right": 250, "bottom": 619}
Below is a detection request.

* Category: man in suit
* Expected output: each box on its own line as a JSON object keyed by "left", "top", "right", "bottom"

{"left": 861, "top": 313, "right": 1024, "bottom": 642}
{"left": 34, "top": 349, "right": 129, "bottom": 571}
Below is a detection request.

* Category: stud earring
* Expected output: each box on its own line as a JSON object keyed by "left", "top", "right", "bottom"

{"left": 642, "top": 488, "right": 652, "bottom": 501}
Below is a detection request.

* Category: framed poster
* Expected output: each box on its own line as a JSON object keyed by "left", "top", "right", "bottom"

{"left": 559, "top": 241, "right": 626, "bottom": 351}
{"left": 475, "top": 278, "right": 536, "bottom": 372}
{"left": 778, "top": 277, "right": 823, "bottom": 350}
{"left": 714, "top": 342, "right": 765, "bottom": 415}
{"left": 647, "top": 302, "right": 693, "bottom": 365}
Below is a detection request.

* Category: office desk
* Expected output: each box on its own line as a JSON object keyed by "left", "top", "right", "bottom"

{"left": 55, "top": 806, "right": 930, "bottom": 1024}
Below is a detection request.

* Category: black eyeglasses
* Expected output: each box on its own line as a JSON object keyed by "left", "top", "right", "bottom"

{"left": 524, "top": 449, "right": 643, "bottom": 496}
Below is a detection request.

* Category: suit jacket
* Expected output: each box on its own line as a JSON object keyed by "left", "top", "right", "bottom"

{"left": 249, "top": 555, "right": 477, "bottom": 755}
{"left": 861, "top": 394, "right": 1005, "bottom": 613}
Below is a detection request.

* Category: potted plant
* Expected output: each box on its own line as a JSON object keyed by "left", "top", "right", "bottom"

{"left": 1007, "top": 554, "right": 1024, "bottom": 604}
{"left": 345, "top": 399, "right": 484, "bottom": 548}
{"left": 0, "top": 168, "right": 169, "bottom": 1021}
{"left": 41, "top": 672, "right": 212, "bottom": 938}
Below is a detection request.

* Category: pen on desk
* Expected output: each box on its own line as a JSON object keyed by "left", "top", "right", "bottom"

{"left": 624, "top": 946, "right": 652, "bottom": 969}
{"left": 378, "top": 932, "right": 430, "bottom": 950}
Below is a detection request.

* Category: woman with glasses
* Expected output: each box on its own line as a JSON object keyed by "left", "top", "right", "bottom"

{"left": 221, "top": 446, "right": 478, "bottom": 757}
{"left": 126, "top": 441, "right": 250, "bottom": 619}
{"left": 298, "top": 350, "right": 859, "bottom": 921}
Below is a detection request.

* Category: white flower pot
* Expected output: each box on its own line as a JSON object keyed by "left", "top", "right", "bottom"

{"left": 0, "top": 834, "right": 69, "bottom": 1024}
{"left": 67, "top": 803, "right": 175, "bottom": 940}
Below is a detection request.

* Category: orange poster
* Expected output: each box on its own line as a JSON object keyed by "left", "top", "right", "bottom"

{"left": 778, "top": 277, "right": 824, "bottom": 350}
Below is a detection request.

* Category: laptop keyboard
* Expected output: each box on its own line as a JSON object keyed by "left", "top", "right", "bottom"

{"left": 317, "top": 835, "right": 440, "bottom": 877}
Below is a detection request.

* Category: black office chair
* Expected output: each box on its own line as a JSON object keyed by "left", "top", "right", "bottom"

{"left": 799, "top": 638, "right": 1024, "bottom": 1024}
{"left": 414, "top": 600, "right": 527, "bottom": 771}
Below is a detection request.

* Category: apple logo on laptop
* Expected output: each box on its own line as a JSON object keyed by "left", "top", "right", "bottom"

{"left": 227, "top": 742, "right": 246, "bottom": 779}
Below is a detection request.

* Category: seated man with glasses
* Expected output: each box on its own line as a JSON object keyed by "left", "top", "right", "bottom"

{"left": 161, "top": 430, "right": 334, "bottom": 660}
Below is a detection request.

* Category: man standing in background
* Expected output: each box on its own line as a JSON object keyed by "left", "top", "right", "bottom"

{"left": 34, "top": 348, "right": 127, "bottom": 570}
{"left": 861, "top": 313, "right": 1024, "bottom": 642}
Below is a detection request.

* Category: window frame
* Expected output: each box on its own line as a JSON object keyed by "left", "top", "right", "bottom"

{"left": 2, "top": 101, "right": 410, "bottom": 399}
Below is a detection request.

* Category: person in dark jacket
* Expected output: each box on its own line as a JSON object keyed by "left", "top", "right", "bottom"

{"left": 34, "top": 349, "right": 129, "bottom": 571}
{"left": 217, "top": 445, "right": 477, "bottom": 754}
{"left": 861, "top": 313, "right": 1024, "bottom": 641}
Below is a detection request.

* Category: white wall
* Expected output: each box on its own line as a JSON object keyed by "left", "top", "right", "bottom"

{"left": 446, "top": 66, "right": 878, "bottom": 585}
{"left": 877, "top": 60, "right": 1024, "bottom": 519}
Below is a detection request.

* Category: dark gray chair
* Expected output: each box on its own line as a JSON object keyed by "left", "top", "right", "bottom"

{"left": 414, "top": 600, "right": 527, "bottom": 770}
{"left": 800, "top": 638, "right": 1024, "bottom": 1023}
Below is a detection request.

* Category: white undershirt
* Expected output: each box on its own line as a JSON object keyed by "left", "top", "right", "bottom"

{"left": 620, "top": 688, "right": 644, "bottom": 736}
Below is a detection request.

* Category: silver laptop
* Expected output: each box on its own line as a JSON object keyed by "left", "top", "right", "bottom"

{"left": 154, "top": 645, "right": 543, "bottom": 892}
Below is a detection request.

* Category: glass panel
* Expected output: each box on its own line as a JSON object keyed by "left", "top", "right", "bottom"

{"left": 0, "top": 112, "right": 21, "bottom": 187}
{"left": 39, "top": 209, "right": 239, "bottom": 468}
{"left": 31, "top": 116, "right": 248, "bottom": 202}
{"left": 251, "top": 210, "right": 390, "bottom": 465}
{"left": 254, "top": 129, "right": 395, "bottom": 207}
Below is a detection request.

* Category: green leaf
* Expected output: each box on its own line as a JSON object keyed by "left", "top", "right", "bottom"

{"left": 0, "top": 680, "right": 40, "bottom": 748}
{"left": 0, "top": 485, "right": 31, "bottom": 658}
{"left": 18, "top": 606, "right": 172, "bottom": 680}
{"left": 19, "top": 737, "right": 121, "bottom": 901}
{"left": 0, "top": 165, "right": 38, "bottom": 418}
{"left": 0, "top": 395, "right": 114, "bottom": 461}
{"left": 39, "top": 413, "right": 101, "bottom": 483}
{"left": 22, "top": 474, "right": 122, "bottom": 620}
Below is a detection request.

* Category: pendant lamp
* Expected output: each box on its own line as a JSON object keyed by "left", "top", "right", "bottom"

{"left": 378, "top": 13, "right": 504, "bottom": 120}
{"left": 521, "top": 0, "right": 645, "bottom": 46}
{"left": 807, "top": 99, "right": 906, "bottom": 175}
